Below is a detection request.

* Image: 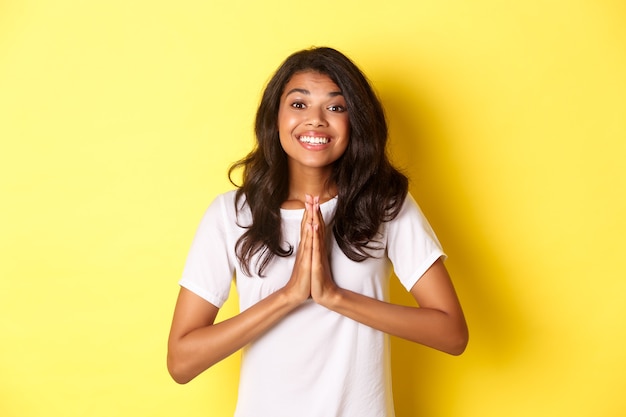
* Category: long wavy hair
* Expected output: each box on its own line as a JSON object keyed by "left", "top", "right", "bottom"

{"left": 228, "top": 46, "right": 408, "bottom": 276}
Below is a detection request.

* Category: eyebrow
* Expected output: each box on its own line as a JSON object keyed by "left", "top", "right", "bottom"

{"left": 284, "top": 88, "right": 344, "bottom": 97}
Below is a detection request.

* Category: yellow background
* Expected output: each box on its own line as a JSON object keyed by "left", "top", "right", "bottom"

{"left": 1, "top": 0, "right": 625, "bottom": 416}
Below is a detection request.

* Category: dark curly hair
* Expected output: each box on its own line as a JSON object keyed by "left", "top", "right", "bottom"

{"left": 229, "top": 46, "right": 408, "bottom": 276}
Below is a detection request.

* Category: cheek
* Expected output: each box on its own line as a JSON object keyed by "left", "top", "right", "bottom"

{"left": 336, "top": 116, "right": 350, "bottom": 137}
{"left": 277, "top": 109, "right": 297, "bottom": 132}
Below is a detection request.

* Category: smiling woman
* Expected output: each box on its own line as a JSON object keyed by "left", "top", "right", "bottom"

{"left": 167, "top": 47, "right": 468, "bottom": 417}
{"left": 278, "top": 71, "right": 350, "bottom": 196}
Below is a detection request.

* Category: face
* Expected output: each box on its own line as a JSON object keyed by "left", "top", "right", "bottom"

{"left": 277, "top": 71, "right": 350, "bottom": 174}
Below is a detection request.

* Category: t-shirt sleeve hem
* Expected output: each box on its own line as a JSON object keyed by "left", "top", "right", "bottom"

{"left": 179, "top": 278, "right": 228, "bottom": 308}
{"left": 399, "top": 251, "right": 447, "bottom": 291}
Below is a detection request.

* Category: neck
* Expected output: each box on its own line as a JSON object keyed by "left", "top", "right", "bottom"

{"left": 284, "top": 165, "right": 337, "bottom": 207}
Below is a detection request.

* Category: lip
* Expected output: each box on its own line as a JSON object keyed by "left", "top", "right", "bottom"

{"left": 297, "top": 130, "right": 330, "bottom": 138}
{"left": 296, "top": 133, "right": 332, "bottom": 150}
{"left": 297, "top": 131, "right": 331, "bottom": 141}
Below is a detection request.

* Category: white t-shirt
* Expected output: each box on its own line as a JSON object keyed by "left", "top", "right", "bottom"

{"left": 180, "top": 190, "right": 445, "bottom": 417}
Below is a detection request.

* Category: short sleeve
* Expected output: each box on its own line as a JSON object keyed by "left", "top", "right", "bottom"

{"left": 179, "top": 193, "right": 236, "bottom": 308}
{"left": 386, "top": 193, "right": 446, "bottom": 291}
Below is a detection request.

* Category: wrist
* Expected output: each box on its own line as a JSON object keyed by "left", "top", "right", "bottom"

{"left": 278, "top": 284, "right": 308, "bottom": 309}
{"left": 317, "top": 285, "right": 343, "bottom": 311}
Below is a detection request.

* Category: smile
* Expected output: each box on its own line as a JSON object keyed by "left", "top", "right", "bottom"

{"left": 298, "top": 135, "right": 330, "bottom": 145}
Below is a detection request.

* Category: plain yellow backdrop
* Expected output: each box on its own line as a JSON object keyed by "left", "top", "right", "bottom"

{"left": 1, "top": 0, "right": 625, "bottom": 416}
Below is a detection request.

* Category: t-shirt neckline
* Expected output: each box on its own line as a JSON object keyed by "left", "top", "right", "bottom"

{"left": 279, "top": 196, "right": 338, "bottom": 219}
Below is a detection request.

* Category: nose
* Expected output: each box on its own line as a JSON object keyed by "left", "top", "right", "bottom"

{"left": 306, "top": 107, "right": 328, "bottom": 127}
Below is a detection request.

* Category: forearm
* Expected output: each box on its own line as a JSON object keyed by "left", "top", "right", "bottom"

{"left": 324, "top": 288, "right": 468, "bottom": 355}
{"left": 168, "top": 288, "right": 300, "bottom": 384}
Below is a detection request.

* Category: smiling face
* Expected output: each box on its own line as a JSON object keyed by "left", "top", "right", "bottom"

{"left": 277, "top": 71, "right": 350, "bottom": 176}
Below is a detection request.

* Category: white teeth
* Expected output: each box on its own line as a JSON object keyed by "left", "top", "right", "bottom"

{"left": 299, "top": 135, "right": 329, "bottom": 144}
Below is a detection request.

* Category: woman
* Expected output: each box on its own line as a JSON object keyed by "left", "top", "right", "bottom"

{"left": 167, "top": 46, "right": 468, "bottom": 417}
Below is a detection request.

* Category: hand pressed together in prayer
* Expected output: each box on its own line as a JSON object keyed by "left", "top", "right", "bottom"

{"left": 284, "top": 194, "right": 339, "bottom": 307}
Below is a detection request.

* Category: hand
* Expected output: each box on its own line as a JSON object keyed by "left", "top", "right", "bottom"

{"left": 308, "top": 195, "right": 339, "bottom": 307}
{"left": 282, "top": 195, "right": 314, "bottom": 304}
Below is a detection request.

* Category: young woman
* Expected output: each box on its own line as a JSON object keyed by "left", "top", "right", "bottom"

{"left": 167, "top": 47, "right": 468, "bottom": 417}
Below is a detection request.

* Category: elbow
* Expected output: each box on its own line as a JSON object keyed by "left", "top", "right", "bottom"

{"left": 167, "top": 352, "right": 194, "bottom": 385}
{"left": 446, "top": 325, "right": 469, "bottom": 356}
{"left": 169, "top": 371, "right": 192, "bottom": 385}
{"left": 447, "top": 336, "right": 468, "bottom": 356}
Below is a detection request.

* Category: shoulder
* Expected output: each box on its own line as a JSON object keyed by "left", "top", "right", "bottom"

{"left": 390, "top": 192, "right": 419, "bottom": 220}
{"left": 197, "top": 190, "right": 243, "bottom": 227}
{"left": 208, "top": 189, "right": 246, "bottom": 212}
{"left": 213, "top": 189, "right": 237, "bottom": 204}
{"left": 387, "top": 192, "right": 435, "bottom": 232}
{"left": 215, "top": 189, "right": 252, "bottom": 225}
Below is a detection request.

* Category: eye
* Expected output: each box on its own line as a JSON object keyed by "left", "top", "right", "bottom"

{"left": 290, "top": 101, "right": 306, "bottom": 109}
{"left": 328, "top": 104, "right": 347, "bottom": 113}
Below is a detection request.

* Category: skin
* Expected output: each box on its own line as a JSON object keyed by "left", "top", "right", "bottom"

{"left": 277, "top": 70, "right": 350, "bottom": 207}
{"left": 167, "top": 71, "right": 468, "bottom": 384}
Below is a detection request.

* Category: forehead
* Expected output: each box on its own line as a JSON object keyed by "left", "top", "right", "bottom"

{"left": 282, "top": 71, "right": 341, "bottom": 93}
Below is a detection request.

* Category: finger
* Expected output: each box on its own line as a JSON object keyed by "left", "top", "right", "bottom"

{"left": 311, "top": 198, "right": 327, "bottom": 264}
{"left": 311, "top": 195, "right": 319, "bottom": 228}
{"left": 299, "top": 194, "right": 313, "bottom": 240}
{"left": 295, "top": 221, "right": 309, "bottom": 258}
{"left": 296, "top": 203, "right": 313, "bottom": 263}
{"left": 305, "top": 194, "right": 314, "bottom": 223}
{"left": 312, "top": 196, "right": 325, "bottom": 241}
{"left": 311, "top": 214, "right": 331, "bottom": 292}
{"left": 301, "top": 215, "right": 313, "bottom": 270}
{"left": 311, "top": 214, "right": 321, "bottom": 271}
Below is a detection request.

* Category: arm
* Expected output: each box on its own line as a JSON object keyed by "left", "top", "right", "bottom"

{"left": 309, "top": 197, "right": 468, "bottom": 355}
{"left": 167, "top": 285, "right": 304, "bottom": 384}
{"left": 167, "top": 204, "right": 315, "bottom": 384}
{"left": 317, "top": 258, "right": 468, "bottom": 355}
